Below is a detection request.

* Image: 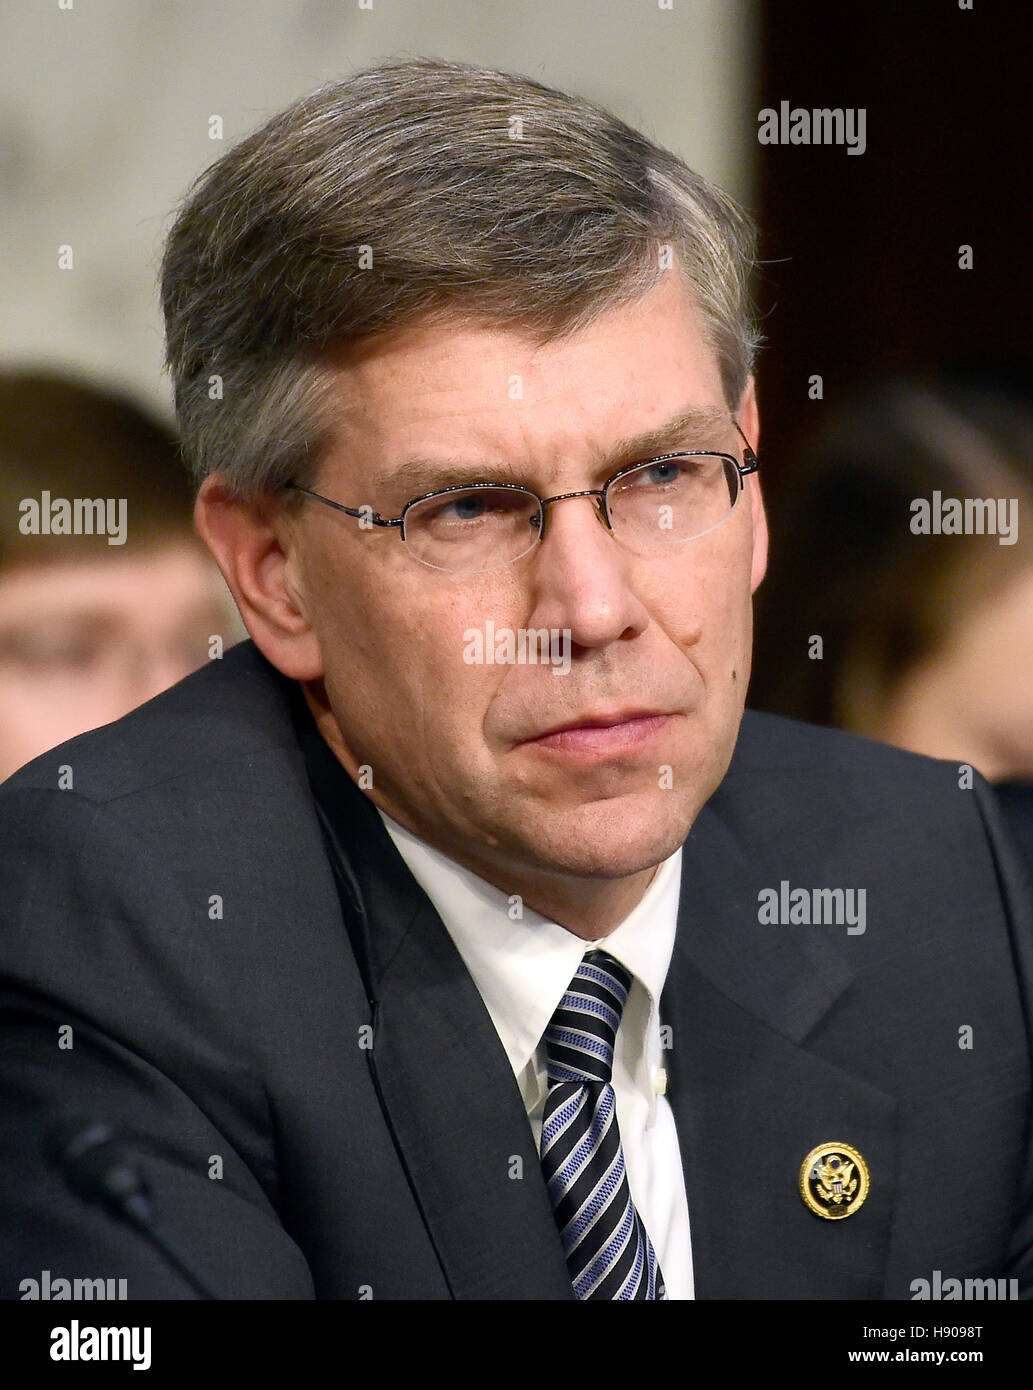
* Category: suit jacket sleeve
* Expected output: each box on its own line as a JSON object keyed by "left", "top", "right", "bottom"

{"left": 972, "top": 773, "right": 1033, "bottom": 1293}
{"left": 0, "top": 785, "right": 315, "bottom": 1300}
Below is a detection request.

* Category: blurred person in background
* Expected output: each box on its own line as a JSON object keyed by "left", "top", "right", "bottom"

{"left": 0, "top": 369, "right": 236, "bottom": 781}
{"left": 750, "top": 372, "right": 1033, "bottom": 784}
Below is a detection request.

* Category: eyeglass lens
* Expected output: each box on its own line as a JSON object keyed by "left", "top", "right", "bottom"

{"left": 402, "top": 453, "right": 742, "bottom": 572}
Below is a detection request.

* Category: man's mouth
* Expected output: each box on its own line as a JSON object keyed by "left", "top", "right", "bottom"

{"left": 521, "top": 709, "right": 675, "bottom": 757}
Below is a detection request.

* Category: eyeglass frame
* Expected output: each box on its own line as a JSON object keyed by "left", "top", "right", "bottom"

{"left": 283, "top": 417, "right": 759, "bottom": 563}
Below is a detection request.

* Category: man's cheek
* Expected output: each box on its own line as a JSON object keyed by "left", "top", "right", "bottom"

{"left": 394, "top": 638, "right": 489, "bottom": 745}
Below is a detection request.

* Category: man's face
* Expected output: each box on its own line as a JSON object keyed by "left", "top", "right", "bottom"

{"left": 290, "top": 273, "right": 766, "bottom": 885}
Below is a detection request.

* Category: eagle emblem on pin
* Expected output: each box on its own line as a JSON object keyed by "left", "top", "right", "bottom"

{"left": 799, "top": 1141, "right": 869, "bottom": 1219}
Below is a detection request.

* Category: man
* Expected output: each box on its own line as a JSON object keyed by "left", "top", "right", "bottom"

{"left": 0, "top": 370, "right": 236, "bottom": 782}
{"left": 1, "top": 58, "right": 1031, "bottom": 1300}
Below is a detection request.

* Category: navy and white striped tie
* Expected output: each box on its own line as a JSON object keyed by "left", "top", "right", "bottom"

{"left": 539, "top": 949, "right": 667, "bottom": 1300}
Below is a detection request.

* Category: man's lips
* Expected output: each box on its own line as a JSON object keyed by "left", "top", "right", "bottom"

{"left": 520, "top": 709, "right": 676, "bottom": 755}
{"left": 532, "top": 708, "right": 669, "bottom": 738}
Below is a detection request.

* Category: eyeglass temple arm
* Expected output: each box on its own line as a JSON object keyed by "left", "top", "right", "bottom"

{"left": 284, "top": 482, "right": 402, "bottom": 527}
{"left": 732, "top": 419, "right": 760, "bottom": 475}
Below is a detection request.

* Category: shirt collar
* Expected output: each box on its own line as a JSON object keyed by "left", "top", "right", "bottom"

{"left": 376, "top": 807, "right": 682, "bottom": 1112}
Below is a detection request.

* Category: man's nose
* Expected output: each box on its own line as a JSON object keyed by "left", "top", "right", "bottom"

{"left": 527, "top": 493, "right": 651, "bottom": 650}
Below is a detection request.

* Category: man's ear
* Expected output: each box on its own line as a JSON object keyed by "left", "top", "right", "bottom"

{"left": 736, "top": 377, "right": 768, "bottom": 593}
{"left": 193, "top": 475, "right": 324, "bottom": 680}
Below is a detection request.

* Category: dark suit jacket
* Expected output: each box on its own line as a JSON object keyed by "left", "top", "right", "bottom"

{"left": 2, "top": 639, "right": 1032, "bottom": 1299}
{"left": 996, "top": 783, "right": 1033, "bottom": 899}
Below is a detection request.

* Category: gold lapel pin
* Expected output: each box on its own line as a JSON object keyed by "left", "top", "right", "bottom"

{"left": 799, "top": 1141, "right": 870, "bottom": 1220}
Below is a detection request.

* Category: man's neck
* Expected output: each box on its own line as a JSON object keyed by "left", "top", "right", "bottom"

{"left": 383, "top": 804, "right": 659, "bottom": 941}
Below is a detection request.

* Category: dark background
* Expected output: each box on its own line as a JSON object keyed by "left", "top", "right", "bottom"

{"left": 753, "top": 1, "right": 1029, "bottom": 482}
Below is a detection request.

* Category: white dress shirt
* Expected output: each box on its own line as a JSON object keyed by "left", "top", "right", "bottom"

{"left": 376, "top": 808, "right": 694, "bottom": 1299}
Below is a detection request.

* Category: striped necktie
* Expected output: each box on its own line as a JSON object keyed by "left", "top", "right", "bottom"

{"left": 539, "top": 949, "right": 667, "bottom": 1300}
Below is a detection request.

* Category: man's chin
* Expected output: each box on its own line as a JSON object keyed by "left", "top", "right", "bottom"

{"left": 498, "top": 789, "right": 700, "bottom": 881}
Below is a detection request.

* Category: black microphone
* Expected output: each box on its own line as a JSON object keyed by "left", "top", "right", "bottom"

{"left": 44, "top": 1113, "right": 219, "bottom": 1300}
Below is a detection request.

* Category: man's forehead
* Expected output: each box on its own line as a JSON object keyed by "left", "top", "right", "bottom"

{"left": 353, "top": 404, "right": 732, "bottom": 499}
{"left": 317, "top": 281, "right": 729, "bottom": 483}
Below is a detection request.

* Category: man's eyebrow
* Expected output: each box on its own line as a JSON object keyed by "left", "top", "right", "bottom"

{"left": 372, "top": 458, "right": 527, "bottom": 499}
{"left": 609, "top": 405, "right": 732, "bottom": 464}
{"left": 371, "top": 405, "right": 731, "bottom": 499}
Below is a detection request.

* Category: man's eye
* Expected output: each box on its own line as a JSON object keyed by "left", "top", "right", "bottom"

{"left": 422, "top": 489, "right": 532, "bottom": 525}
{"left": 26, "top": 638, "right": 103, "bottom": 670}
{"left": 644, "top": 461, "right": 683, "bottom": 484}
{"left": 630, "top": 459, "right": 701, "bottom": 487}
{"left": 439, "top": 493, "right": 489, "bottom": 522}
{"left": 0, "top": 626, "right": 113, "bottom": 671}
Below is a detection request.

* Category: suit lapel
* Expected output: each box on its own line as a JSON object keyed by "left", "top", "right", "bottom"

{"left": 664, "top": 796, "right": 899, "bottom": 1298}
{"left": 303, "top": 730, "right": 572, "bottom": 1299}
{"left": 366, "top": 890, "right": 575, "bottom": 1299}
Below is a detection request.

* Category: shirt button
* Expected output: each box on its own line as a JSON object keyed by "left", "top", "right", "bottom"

{"left": 653, "top": 1067, "right": 667, "bottom": 1096}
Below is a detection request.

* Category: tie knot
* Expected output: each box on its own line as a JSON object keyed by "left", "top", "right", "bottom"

{"left": 544, "top": 949, "right": 631, "bottom": 1086}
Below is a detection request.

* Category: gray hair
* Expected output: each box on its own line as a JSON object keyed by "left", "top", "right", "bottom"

{"left": 161, "top": 57, "right": 762, "bottom": 496}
